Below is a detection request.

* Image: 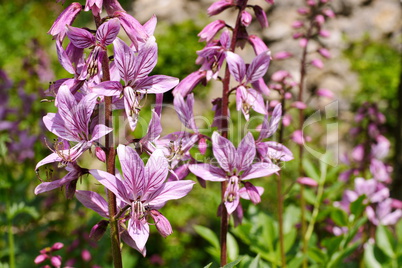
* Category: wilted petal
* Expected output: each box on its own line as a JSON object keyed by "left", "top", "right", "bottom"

{"left": 242, "top": 162, "right": 280, "bottom": 180}
{"left": 212, "top": 132, "right": 236, "bottom": 172}
{"left": 225, "top": 51, "right": 246, "bottom": 82}
{"left": 96, "top": 18, "right": 120, "bottom": 46}
{"left": 66, "top": 25, "right": 96, "bottom": 49}
{"left": 149, "top": 210, "right": 173, "bottom": 237}
{"left": 189, "top": 163, "right": 227, "bottom": 182}
{"left": 75, "top": 190, "right": 109, "bottom": 218}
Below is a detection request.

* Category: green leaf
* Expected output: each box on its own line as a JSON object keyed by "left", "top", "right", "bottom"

{"left": 283, "top": 205, "right": 301, "bottom": 234}
{"left": 287, "top": 255, "right": 303, "bottom": 268}
{"left": 349, "top": 195, "right": 367, "bottom": 217}
{"left": 322, "top": 235, "right": 343, "bottom": 258}
{"left": 227, "top": 232, "right": 239, "bottom": 262}
{"left": 308, "top": 247, "right": 327, "bottom": 264}
{"left": 327, "top": 242, "right": 360, "bottom": 268}
{"left": 330, "top": 208, "right": 348, "bottom": 227}
{"left": 8, "top": 202, "right": 39, "bottom": 220}
{"left": 249, "top": 254, "right": 261, "bottom": 268}
{"left": 222, "top": 257, "right": 244, "bottom": 268}
{"left": 194, "top": 225, "right": 220, "bottom": 250}
{"left": 376, "top": 225, "right": 395, "bottom": 258}
{"left": 203, "top": 263, "right": 213, "bottom": 268}
{"left": 302, "top": 159, "right": 319, "bottom": 181}
{"left": 364, "top": 242, "right": 382, "bottom": 268}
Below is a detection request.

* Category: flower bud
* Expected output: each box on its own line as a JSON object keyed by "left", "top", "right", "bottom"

{"left": 241, "top": 10, "right": 252, "bottom": 27}
{"left": 150, "top": 210, "right": 173, "bottom": 238}
{"left": 273, "top": 51, "right": 292, "bottom": 60}
{"left": 253, "top": 6, "right": 269, "bottom": 28}
{"left": 292, "top": 21, "right": 304, "bottom": 29}
{"left": 311, "top": 58, "right": 324, "bottom": 69}
{"left": 95, "top": 147, "right": 106, "bottom": 162}
{"left": 198, "top": 20, "right": 226, "bottom": 42}
{"left": 297, "top": 177, "right": 318, "bottom": 187}
{"left": 89, "top": 220, "right": 109, "bottom": 241}
{"left": 319, "top": 29, "right": 331, "bottom": 38}
{"left": 318, "top": 48, "right": 331, "bottom": 58}
{"left": 51, "top": 242, "right": 64, "bottom": 251}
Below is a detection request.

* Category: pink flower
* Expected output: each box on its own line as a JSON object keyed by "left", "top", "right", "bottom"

{"left": 297, "top": 177, "right": 318, "bottom": 187}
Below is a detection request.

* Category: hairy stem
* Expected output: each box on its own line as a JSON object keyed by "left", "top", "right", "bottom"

{"left": 6, "top": 194, "right": 15, "bottom": 268}
{"left": 218, "top": 3, "right": 248, "bottom": 266}
{"left": 95, "top": 15, "right": 122, "bottom": 267}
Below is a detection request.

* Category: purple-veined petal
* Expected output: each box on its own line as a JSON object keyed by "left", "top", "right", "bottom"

{"left": 225, "top": 51, "right": 246, "bottom": 82}
{"left": 127, "top": 219, "right": 149, "bottom": 253}
{"left": 117, "top": 144, "right": 145, "bottom": 198}
{"left": 123, "top": 86, "right": 140, "bottom": 131}
{"left": 263, "top": 141, "right": 294, "bottom": 161}
{"left": 149, "top": 210, "right": 173, "bottom": 237}
{"left": 141, "top": 110, "right": 162, "bottom": 144}
{"left": 96, "top": 18, "right": 120, "bottom": 46}
{"left": 172, "top": 71, "right": 207, "bottom": 97}
{"left": 251, "top": 78, "right": 270, "bottom": 96}
{"left": 147, "top": 180, "right": 195, "bottom": 209}
{"left": 135, "top": 75, "right": 179, "bottom": 94}
{"left": 90, "top": 124, "right": 113, "bottom": 141}
{"left": 89, "top": 169, "right": 130, "bottom": 203}
{"left": 173, "top": 93, "right": 197, "bottom": 131}
{"left": 243, "top": 182, "right": 262, "bottom": 204}
{"left": 113, "top": 37, "right": 136, "bottom": 84}
{"left": 48, "top": 2, "right": 82, "bottom": 41}
{"left": 121, "top": 228, "right": 143, "bottom": 254}
{"left": 34, "top": 170, "right": 79, "bottom": 195}
{"left": 143, "top": 150, "right": 169, "bottom": 197}
{"left": 188, "top": 163, "right": 227, "bottom": 182}
{"left": 143, "top": 15, "right": 157, "bottom": 37}
{"left": 133, "top": 36, "right": 158, "bottom": 79}
{"left": 35, "top": 152, "right": 63, "bottom": 170}
{"left": 212, "top": 132, "right": 236, "bottom": 173}
{"left": 75, "top": 190, "right": 109, "bottom": 218}
{"left": 43, "top": 113, "right": 79, "bottom": 142}
{"left": 56, "top": 40, "right": 75, "bottom": 74}
{"left": 242, "top": 162, "right": 280, "bottom": 180}
{"left": 236, "top": 132, "right": 256, "bottom": 171}
{"left": 239, "top": 185, "right": 264, "bottom": 201}
{"left": 246, "top": 50, "right": 271, "bottom": 84}
{"left": 66, "top": 25, "right": 96, "bottom": 48}
{"left": 92, "top": 80, "right": 123, "bottom": 96}
{"left": 224, "top": 187, "right": 240, "bottom": 215}
{"left": 103, "top": 0, "right": 125, "bottom": 16}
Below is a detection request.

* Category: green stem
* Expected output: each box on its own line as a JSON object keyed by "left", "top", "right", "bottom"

{"left": 6, "top": 195, "right": 15, "bottom": 268}
{"left": 304, "top": 165, "right": 326, "bottom": 241}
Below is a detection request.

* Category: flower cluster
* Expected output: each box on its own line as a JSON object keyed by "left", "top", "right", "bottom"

{"left": 35, "top": 0, "right": 194, "bottom": 256}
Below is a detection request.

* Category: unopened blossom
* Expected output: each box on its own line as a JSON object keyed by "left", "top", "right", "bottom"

{"left": 240, "top": 10, "right": 252, "bottom": 27}
{"left": 207, "top": 0, "right": 235, "bottom": 16}
{"left": 89, "top": 146, "right": 195, "bottom": 255}
{"left": 198, "top": 20, "right": 226, "bottom": 42}
{"left": 253, "top": 5, "right": 268, "bottom": 28}
{"left": 189, "top": 132, "right": 280, "bottom": 215}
